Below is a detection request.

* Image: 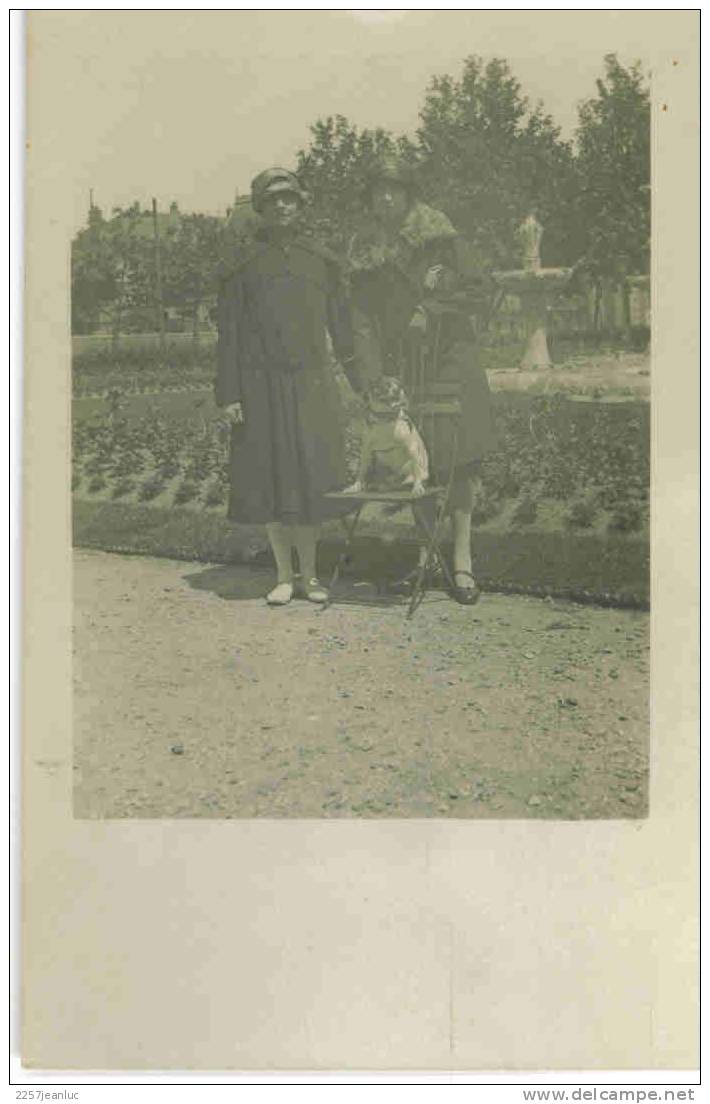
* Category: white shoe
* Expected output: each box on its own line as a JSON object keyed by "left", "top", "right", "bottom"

{"left": 266, "top": 581, "right": 293, "bottom": 606}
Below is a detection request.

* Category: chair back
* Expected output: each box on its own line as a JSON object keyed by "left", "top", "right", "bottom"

{"left": 398, "top": 340, "right": 460, "bottom": 484}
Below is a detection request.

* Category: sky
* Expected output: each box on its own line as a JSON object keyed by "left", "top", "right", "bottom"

{"left": 31, "top": 10, "right": 660, "bottom": 230}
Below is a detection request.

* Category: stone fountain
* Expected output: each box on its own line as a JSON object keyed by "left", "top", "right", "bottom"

{"left": 494, "top": 213, "right": 574, "bottom": 370}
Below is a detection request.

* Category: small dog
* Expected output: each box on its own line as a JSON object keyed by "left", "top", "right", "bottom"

{"left": 343, "top": 376, "right": 429, "bottom": 497}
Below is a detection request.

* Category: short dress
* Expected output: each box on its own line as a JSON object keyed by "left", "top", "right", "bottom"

{"left": 347, "top": 202, "right": 496, "bottom": 491}
{"left": 215, "top": 228, "right": 358, "bottom": 525}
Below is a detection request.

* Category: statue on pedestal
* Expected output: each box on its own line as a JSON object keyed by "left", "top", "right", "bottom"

{"left": 517, "top": 212, "right": 543, "bottom": 273}
{"left": 493, "top": 214, "right": 574, "bottom": 370}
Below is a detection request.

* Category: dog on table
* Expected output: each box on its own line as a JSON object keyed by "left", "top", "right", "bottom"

{"left": 343, "top": 376, "right": 429, "bottom": 497}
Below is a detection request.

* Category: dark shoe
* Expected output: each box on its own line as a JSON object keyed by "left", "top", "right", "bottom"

{"left": 451, "top": 570, "right": 481, "bottom": 605}
{"left": 295, "top": 577, "right": 329, "bottom": 603}
{"left": 387, "top": 561, "right": 445, "bottom": 596}
{"left": 385, "top": 569, "right": 418, "bottom": 596}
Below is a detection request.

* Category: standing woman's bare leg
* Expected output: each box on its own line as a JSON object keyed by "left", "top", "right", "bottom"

{"left": 452, "top": 508, "right": 473, "bottom": 578}
{"left": 450, "top": 468, "right": 481, "bottom": 604}
{"left": 293, "top": 524, "right": 328, "bottom": 602}
{"left": 266, "top": 522, "right": 295, "bottom": 605}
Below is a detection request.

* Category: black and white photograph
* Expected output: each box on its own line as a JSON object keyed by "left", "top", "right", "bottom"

{"left": 18, "top": 9, "right": 698, "bottom": 1077}
{"left": 69, "top": 11, "right": 652, "bottom": 821}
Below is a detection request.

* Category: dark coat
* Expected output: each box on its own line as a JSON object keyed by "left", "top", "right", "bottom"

{"left": 348, "top": 202, "right": 496, "bottom": 479}
{"left": 216, "top": 228, "right": 357, "bottom": 525}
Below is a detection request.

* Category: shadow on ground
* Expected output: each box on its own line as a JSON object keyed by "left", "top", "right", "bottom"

{"left": 182, "top": 560, "right": 453, "bottom": 612}
{"left": 183, "top": 563, "right": 273, "bottom": 601}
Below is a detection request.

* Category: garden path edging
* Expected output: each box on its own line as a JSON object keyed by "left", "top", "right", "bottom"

{"left": 73, "top": 499, "right": 649, "bottom": 609}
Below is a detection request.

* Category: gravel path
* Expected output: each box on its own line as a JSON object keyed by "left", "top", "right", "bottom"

{"left": 73, "top": 549, "right": 649, "bottom": 819}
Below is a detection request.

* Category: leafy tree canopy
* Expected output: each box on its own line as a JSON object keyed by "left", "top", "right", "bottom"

{"left": 72, "top": 54, "right": 651, "bottom": 334}
{"left": 574, "top": 54, "right": 650, "bottom": 280}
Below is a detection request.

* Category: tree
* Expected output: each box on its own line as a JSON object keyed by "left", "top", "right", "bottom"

{"left": 71, "top": 203, "right": 154, "bottom": 344}
{"left": 162, "top": 212, "right": 224, "bottom": 344}
{"left": 296, "top": 59, "right": 579, "bottom": 271}
{"left": 102, "top": 205, "right": 155, "bottom": 345}
{"left": 296, "top": 115, "right": 402, "bottom": 249}
{"left": 574, "top": 54, "right": 650, "bottom": 284}
{"left": 414, "top": 56, "right": 579, "bottom": 269}
{"left": 71, "top": 204, "right": 115, "bottom": 333}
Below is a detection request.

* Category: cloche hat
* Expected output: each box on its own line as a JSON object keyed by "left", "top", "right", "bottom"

{"left": 250, "top": 167, "right": 307, "bottom": 212}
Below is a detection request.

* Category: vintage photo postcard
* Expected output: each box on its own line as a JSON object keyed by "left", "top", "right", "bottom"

{"left": 21, "top": 9, "right": 698, "bottom": 1073}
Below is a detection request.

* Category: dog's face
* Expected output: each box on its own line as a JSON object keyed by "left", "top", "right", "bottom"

{"left": 366, "top": 376, "right": 409, "bottom": 417}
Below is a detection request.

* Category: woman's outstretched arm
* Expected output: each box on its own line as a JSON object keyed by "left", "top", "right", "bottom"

{"left": 215, "top": 274, "right": 243, "bottom": 409}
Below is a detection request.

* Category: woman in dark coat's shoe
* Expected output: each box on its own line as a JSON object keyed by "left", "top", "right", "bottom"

{"left": 347, "top": 156, "right": 496, "bottom": 604}
{"left": 215, "top": 168, "right": 358, "bottom": 606}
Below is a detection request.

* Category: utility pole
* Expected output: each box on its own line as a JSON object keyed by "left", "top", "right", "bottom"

{"left": 151, "top": 197, "right": 166, "bottom": 353}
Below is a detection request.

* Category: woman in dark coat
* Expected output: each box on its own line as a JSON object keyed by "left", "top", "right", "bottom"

{"left": 215, "top": 168, "right": 358, "bottom": 605}
{"left": 348, "top": 157, "right": 496, "bottom": 604}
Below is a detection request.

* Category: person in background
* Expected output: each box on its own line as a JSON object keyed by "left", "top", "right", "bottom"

{"left": 347, "top": 155, "right": 496, "bottom": 604}
{"left": 215, "top": 167, "right": 359, "bottom": 606}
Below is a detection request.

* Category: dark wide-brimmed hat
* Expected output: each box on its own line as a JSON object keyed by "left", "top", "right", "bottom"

{"left": 362, "top": 153, "right": 417, "bottom": 201}
{"left": 250, "top": 167, "right": 307, "bottom": 212}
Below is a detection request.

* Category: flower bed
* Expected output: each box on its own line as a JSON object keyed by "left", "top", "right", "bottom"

{"left": 478, "top": 394, "right": 649, "bottom": 533}
{"left": 72, "top": 391, "right": 649, "bottom": 539}
{"left": 72, "top": 386, "right": 649, "bottom": 604}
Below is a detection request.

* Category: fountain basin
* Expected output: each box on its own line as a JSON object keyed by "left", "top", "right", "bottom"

{"left": 493, "top": 267, "right": 574, "bottom": 370}
{"left": 493, "top": 267, "right": 573, "bottom": 294}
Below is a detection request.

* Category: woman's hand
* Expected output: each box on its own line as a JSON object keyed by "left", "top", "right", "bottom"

{"left": 222, "top": 401, "right": 244, "bottom": 427}
{"left": 423, "top": 264, "right": 444, "bottom": 290}
{"left": 408, "top": 306, "right": 428, "bottom": 338}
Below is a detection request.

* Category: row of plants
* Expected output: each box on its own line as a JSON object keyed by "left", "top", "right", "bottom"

{"left": 475, "top": 397, "right": 649, "bottom": 532}
{"left": 72, "top": 335, "right": 649, "bottom": 399}
{"left": 72, "top": 394, "right": 649, "bottom": 534}
{"left": 73, "top": 328, "right": 649, "bottom": 371}
{"left": 72, "top": 340, "right": 217, "bottom": 397}
{"left": 72, "top": 410, "right": 230, "bottom": 507}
